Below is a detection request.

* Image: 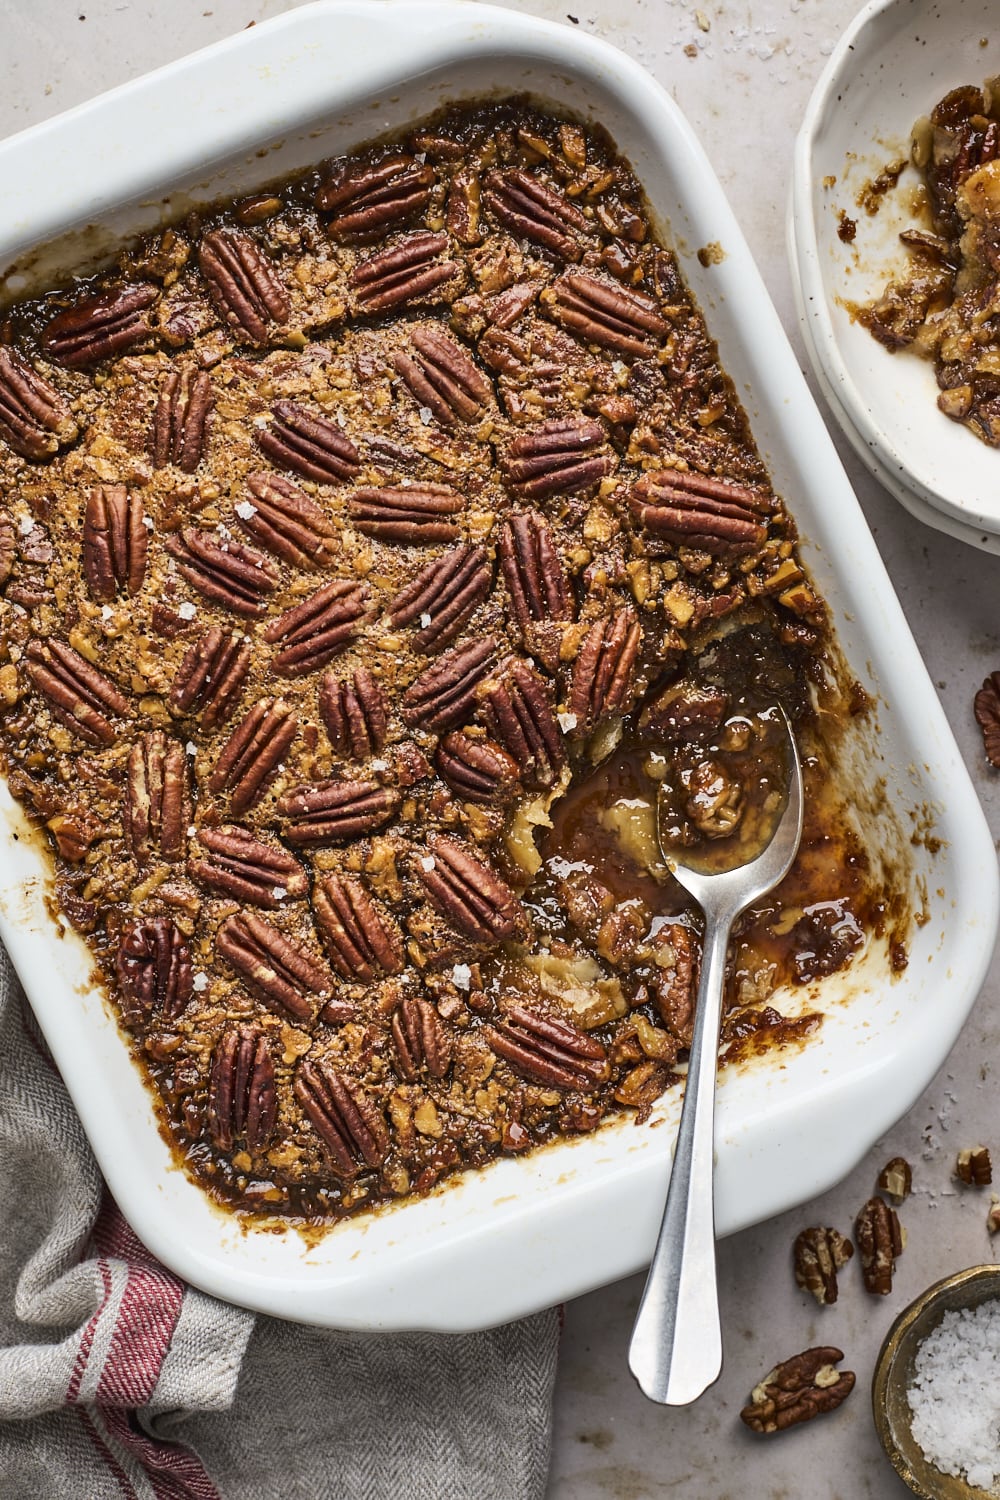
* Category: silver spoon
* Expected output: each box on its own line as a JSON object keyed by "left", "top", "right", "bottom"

{"left": 628, "top": 707, "right": 804, "bottom": 1406}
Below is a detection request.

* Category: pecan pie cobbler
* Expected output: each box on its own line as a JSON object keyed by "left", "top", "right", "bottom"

{"left": 0, "top": 102, "right": 901, "bottom": 1224}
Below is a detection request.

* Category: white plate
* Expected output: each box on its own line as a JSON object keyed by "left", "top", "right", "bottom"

{"left": 789, "top": 0, "right": 1000, "bottom": 554}
{"left": 0, "top": 0, "right": 996, "bottom": 1331}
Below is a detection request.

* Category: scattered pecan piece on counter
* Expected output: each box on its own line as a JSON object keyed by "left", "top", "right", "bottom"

{"left": 152, "top": 366, "right": 213, "bottom": 471}
{"left": 956, "top": 1145, "right": 993, "bottom": 1185}
{"left": 394, "top": 324, "right": 492, "bottom": 426}
{"left": 388, "top": 543, "right": 492, "bottom": 653}
{"left": 792, "top": 1227, "right": 854, "bottom": 1306}
{"left": 481, "top": 659, "right": 565, "bottom": 789}
{"left": 188, "top": 826, "right": 308, "bottom": 908}
{"left": 392, "top": 995, "right": 453, "bottom": 1081}
{"left": 435, "top": 730, "right": 520, "bottom": 804}
{"left": 401, "top": 636, "right": 502, "bottom": 733}
{"left": 313, "top": 871, "right": 403, "bottom": 980}
{"left": 740, "top": 1348, "right": 855, "bottom": 1434}
{"left": 484, "top": 1005, "right": 609, "bottom": 1090}
{"left": 502, "top": 417, "right": 615, "bottom": 500}
{"left": 547, "top": 270, "right": 669, "bottom": 356}
{"left": 169, "top": 627, "right": 251, "bottom": 729}
{"left": 24, "top": 639, "right": 130, "bottom": 748}
{"left": 988, "top": 1195, "right": 1000, "bottom": 1235}
{"left": 263, "top": 579, "right": 369, "bottom": 676}
{"left": 277, "top": 778, "right": 400, "bottom": 846}
{"left": 974, "top": 671, "right": 1000, "bottom": 767}
{"left": 166, "top": 527, "right": 279, "bottom": 618}
{"left": 483, "top": 168, "right": 589, "bottom": 260}
{"left": 126, "top": 730, "right": 190, "bottom": 864}
{"left": 877, "top": 1155, "right": 913, "bottom": 1203}
{"left": 316, "top": 153, "right": 433, "bottom": 238}
{"left": 855, "top": 1196, "right": 904, "bottom": 1295}
{"left": 198, "top": 228, "right": 290, "bottom": 344}
{"left": 350, "top": 231, "right": 459, "bottom": 312}
{"left": 295, "top": 1060, "right": 389, "bottom": 1176}
{"left": 255, "top": 399, "right": 361, "bottom": 484}
{"left": 0, "top": 346, "right": 79, "bottom": 459}
{"left": 413, "top": 834, "right": 525, "bottom": 945}
{"left": 629, "top": 470, "right": 772, "bottom": 557}
{"left": 348, "top": 483, "right": 464, "bottom": 544}
{"left": 41, "top": 282, "right": 158, "bottom": 367}
{"left": 207, "top": 1025, "right": 277, "bottom": 1154}
{"left": 216, "top": 911, "right": 333, "bottom": 1025}
{"left": 320, "top": 667, "right": 388, "bottom": 760}
{"left": 208, "top": 697, "right": 299, "bottom": 816}
{"left": 116, "top": 917, "right": 193, "bottom": 1023}
{"left": 568, "top": 607, "right": 641, "bottom": 735}
{"left": 83, "top": 485, "right": 148, "bottom": 601}
{"left": 235, "top": 472, "right": 338, "bottom": 569}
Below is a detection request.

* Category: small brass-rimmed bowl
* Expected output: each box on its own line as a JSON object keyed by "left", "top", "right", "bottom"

{"left": 873, "top": 1265, "right": 1000, "bottom": 1499}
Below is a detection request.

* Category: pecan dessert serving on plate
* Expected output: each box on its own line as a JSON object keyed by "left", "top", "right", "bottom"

{"left": 0, "top": 101, "right": 904, "bottom": 1226}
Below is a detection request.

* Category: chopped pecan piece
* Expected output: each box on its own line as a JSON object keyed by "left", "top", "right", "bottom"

{"left": 388, "top": 543, "right": 492, "bottom": 653}
{"left": 413, "top": 834, "right": 524, "bottom": 945}
{"left": 502, "top": 417, "right": 615, "bottom": 500}
{"left": 568, "top": 607, "right": 641, "bottom": 733}
{"left": 0, "top": 516, "right": 14, "bottom": 588}
{"left": 548, "top": 271, "right": 669, "bottom": 356}
{"left": 392, "top": 996, "right": 452, "bottom": 1081}
{"left": 209, "top": 697, "right": 298, "bottom": 815}
{"left": 974, "top": 671, "right": 1000, "bottom": 767}
{"left": 169, "top": 627, "right": 251, "bottom": 729}
{"left": 188, "top": 826, "right": 308, "bottom": 908}
{"left": 877, "top": 1156, "right": 913, "bottom": 1203}
{"left": 793, "top": 1227, "right": 854, "bottom": 1306}
{"left": 447, "top": 168, "right": 482, "bottom": 244}
{"left": 855, "top": 1197, "right": 903, "bottom": 1295}
{"left": 255, "top": 399, "right": 360, "bottom": 484}
{"left": 481, "top": 659, "right": 565, "bottom": 790}
{"left": 394, "top": 325, "right": 492, "bottom": 426}
{"left": 295, "top": 1060, "right": 389, "bottom": 1176}
{"left": 319, "top": 667, "right": 387, "bottom": 760}
{"left": 152, "top": 366, "right": 213, "bottom": 471}
{"left": 198, "top": 228, "right": 290, "bottom": 343}
{"left": 0, "top": 346, "right": 79, "bottom": 459}
{"left": 235, "top": 473, "right": 338, "bottom": 569}
{"left": 348, "top": 483, "right": 463, "bottom": 544}
{"left": 25, "top": 639, "right": 129, "bottom": 747}
{"left": 277, "top": 778, "right": 399, "bottom": 845}
{"left": 350, "top": 232, "right": 459, "bottom": 312}
{"left": 483, "top": 169, "right": 588, "bottom": 260}
{"left": 116, "top": 917, "right": 193, "bottom": 1023}
{"left": 41, "top": 282, "right": 158, "bottom": 367}
{"left": 499, "top": 511, "right": 575, "bottom": 654}
{"left": 740, "top": 1348, "right": 855, "bottom": 1434}
{"left": 216, "top": 911, "right": 333, "bottom": 1024}
{"left": 435, "top": 730, "right": 520, "bottom": 804}
{"left": 83, "top": 485, "right": 148, "bottom": 601}
{"left": 401, "top": 635, "right": 500, "bottom": 733}
{"left": 166, "top": 527, "right": 279, "bottom": 618}
{"left": 317, "top": 153, "right": 433, "bottom": 238}
{"left": 126, "top": 730, "right": 190, "bottom": 863}
{"left": 313, "top": 871, "right": 403, "bottom": 980}
{"left": 207, "top": 1025, "right": 277, "bottom": 1153}
{"left": 629, "top": 470, "right": 772, "bottom": 557}
{"left": 485, "top": 1005, "right": 608, "bottom": 1089}
{"left": 263, "top": 578, "right": 368, "bottom": 675}
{"left": 956, "top": 1145, "right": 993, "bottom": 1185}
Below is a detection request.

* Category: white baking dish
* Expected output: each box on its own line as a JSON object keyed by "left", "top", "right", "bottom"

{"left": 0, "top": 1, "right": 995, "bottom": 1332}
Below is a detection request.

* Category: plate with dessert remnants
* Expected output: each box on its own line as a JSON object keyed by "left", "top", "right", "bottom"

{"left": 790, "top": 0, "right": 1000, "bottom": 553}
{"left": 0, "top": 1, "right": 995, "bottom": 1330}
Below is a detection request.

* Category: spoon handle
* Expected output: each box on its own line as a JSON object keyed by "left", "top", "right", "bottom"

{"left": 627, "top": 907, "right": 733, "bottom": 1405}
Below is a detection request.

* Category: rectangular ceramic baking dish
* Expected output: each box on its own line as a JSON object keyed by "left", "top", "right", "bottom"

{"left": 0, "top": 0, "right": 995, "bottom": 1332}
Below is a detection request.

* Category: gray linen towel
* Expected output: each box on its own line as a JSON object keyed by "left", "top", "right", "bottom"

{"left": 0, "top": 947, "right": 559, "bottom": 1498}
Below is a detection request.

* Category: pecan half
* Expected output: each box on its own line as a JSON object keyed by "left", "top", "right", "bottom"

{"left": 209, "top": 697, "right": 298, "bottom": 815}
{"left": 255, "top": 399, "right": 360, "bottom": 484}
{"left": 295, "top": 1060, "right": 389, "bottom": 1176}
{"left": 483, "top": 169, "right": 588, "bottom": 260}
{"left": 152, "top": 366, "right": 213, "bottom": 471}
{"left": 740, "top": 1348, "right": 855, "bottom": 1434}
{"left": 651, "top": 923, "right": 698, "bottom": 1045}
{"left": 126, "top": 730, "right": 190, "bottom": 863}
{"left": 198, "top": 228, "right": 290, "bottom": 343}
{"left": 313, "top": 871, "right": 404, "bottom": 980}
{"left": 188, "top": 826, "right": 308, "bottom": 907}
{"left": 484, "top": 1005, "right": 608, "bottom": 1089}
{"left": 319, "top": 667, "right": 387, "bottom": 759}
{"left": 956, "top": 1145, "right": 993, "bottom": 1185}
{"left": 41, "top": 282, "right": 158, "bottom": 367}
{"left": 499, "top": 511, "right": 575, "bottom": 655}
{"left": 348, "top": 484, "right": 463, "bottom": 544}
{"left": 276, "top": 778, "right": 399, "bottom": 846}
{"left": 447, "top": 168, "right": 482, "bottom": 245}
{"left": 166, "top": 528, "right": 279, "bottom": 617}
{"left": 0, "top": 346, "right": 79, "bottom": 459}
{"left": 548, "top": 270, "right": 669, "bottom": 356}
{"left": 25, "top": 639, "right": 129, "bottom": 747}
{"left": 116, "top": 917, "right": 193, "bottom": 1022}
{"left": 401, "top": 636, "right": 500, "bottom": 733}
{"left": 169, "top": 627, "right": 251, "bottom": 729}
{"left": 877, "top": 1156, "right": 913, "bottom": 1203}
{"left": 350, "top": 232, "right": 459, "bottom": 312}
{"left": 394, "top": 325, "right": 492, "bottom": 426}
{"left": 793, "top": 1227, "right": 854, "bottom": 1306}
{"left": 629, "top": 470, "right": 772, "bottom": 557}
{"left": 216, "top": 911, "right": 333, "bottom": 1024}
{"left": 568, "top": 607, "right": 641, "bottom": 733}
{"left": 413, "top": 834, "right": 524, "bottom": 945}
{"left": 317, "top": 153, "right": 433, "bottom": 238}
{"left": 502, "top": 417, "right": 615, "bottom": 500}
{"left": 207, "top": 1025, "right": 276, "bottom": 1153}
{"left": 235, "top": 473, "right": 338, "bottom": 569}
{"left": 391, "top": 995, "right": 452, "bottom": 1081}
{"left": 974, "top": 671, "right": 1000, "bottom": 767}
{"left": 388, "top": 543, "right": 492, "bottom": 653}
{"left": 83, "top": 486, "right": 149, "bottom": 601}
{"left": 481, "top": 659, "right": 565, "bottom": 790}
{"left": 263, "top": 578, "right": 368, "bottom": 676}
{"left": 435, "top": 730, "right": 520, "bottom": 804}
{"left": 855, "top": 1197, "right": 903, "bottom": 1295}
